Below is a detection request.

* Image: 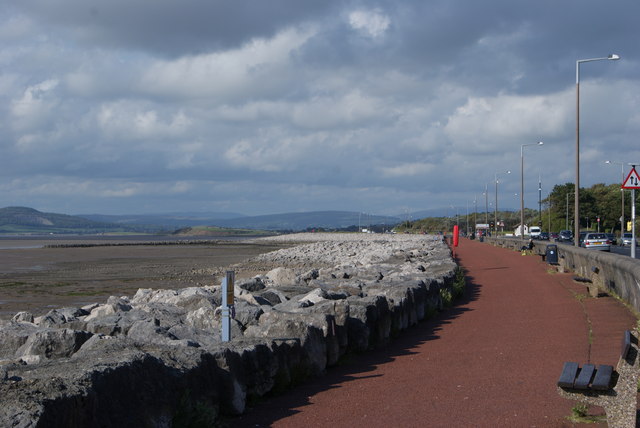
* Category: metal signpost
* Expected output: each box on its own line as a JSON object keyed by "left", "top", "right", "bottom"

{"left": 622, "top": 165, "right": 640, "bottom": 258}
{"left": 221, "top": 270, "right": 235, "bottom": 342}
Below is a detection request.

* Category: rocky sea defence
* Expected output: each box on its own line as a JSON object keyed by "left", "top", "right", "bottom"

{"left": 0, "top": 233, "right": 458, "bottom": 427}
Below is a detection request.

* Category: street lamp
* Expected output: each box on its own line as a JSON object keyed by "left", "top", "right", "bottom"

{"left": 575, "top": 54, "right": 620, "bottom": 246}
{"left": 473, "top": 195, "right": 478, "bottom": 234}
{"left": 605, "top": 160, "right": 625, "bottom": 238}
{"left": 538, "top": 174, "right": 542, "bottom": 227}
{"left": 520, "top": 141, "right": 544, "bottom": 240}
{"left": 566, "top": 191, "right": 575, "bottom": 231}
{"left": 495, "top": 170, "right": 511, "bottom": 236}
{"left": 484, "top": 184, "right": 489, "bottom": 224}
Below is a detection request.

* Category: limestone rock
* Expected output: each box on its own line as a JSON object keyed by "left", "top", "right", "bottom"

{"left": 265, "top": 267, "right": 298, "bottom": 286}
{"left": 237, "top": 276, "right": 266, "bottom": 292}
{"left": 16, "top": 328, "right": 93, "bottom": 362}
{"left": 11, "top": 311, "right": 34, "bottom": 323}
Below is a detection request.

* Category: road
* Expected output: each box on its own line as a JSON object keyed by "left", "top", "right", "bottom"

{"left": 550, "top": 240, "right": 640, "bottom": 259}
{"left": 610, "top": 244, "right": 640, "bottom": 258}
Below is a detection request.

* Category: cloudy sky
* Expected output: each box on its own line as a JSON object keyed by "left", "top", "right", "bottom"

{"left": 1, "top": 1, "right": 639, "bottom": 217}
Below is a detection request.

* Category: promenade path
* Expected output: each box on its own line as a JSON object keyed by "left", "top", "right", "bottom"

{"left": 232, "top": 238, "right": 638, "bottom": 427}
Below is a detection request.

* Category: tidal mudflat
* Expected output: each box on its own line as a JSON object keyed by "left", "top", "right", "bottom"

{"left": 0, "top": 237, "right": 284, "bottom": 320}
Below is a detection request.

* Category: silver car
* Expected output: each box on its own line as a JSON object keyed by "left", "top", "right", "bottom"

{"left": 581, "top": 233, "right": 611, "bottom": 251}
{"left": 622, "top": 233, "right": 637, "bottom": 246}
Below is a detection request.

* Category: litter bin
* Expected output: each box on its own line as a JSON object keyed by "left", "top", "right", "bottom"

{"left": 546, "top": 244, "right": 558, "bottom": 265}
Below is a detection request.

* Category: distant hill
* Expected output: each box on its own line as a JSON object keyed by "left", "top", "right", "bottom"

{"left": 0, "top": 207, "right": 402, "bottom": 234}
{"left": 0, "top": 206, "right": 161, "bottom": 234}
{"left": 78, "top": 212, "right": 245, "bottom": 229}
{"left": 210, "top": 211, "right": 401, "bottom": 231}
{"left": 80, "top": 210, "right": 402, "bottom": 231}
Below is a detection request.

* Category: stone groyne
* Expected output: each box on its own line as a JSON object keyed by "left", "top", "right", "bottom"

{"left": 0, "top": 233, "right": 457, "bottom": 427}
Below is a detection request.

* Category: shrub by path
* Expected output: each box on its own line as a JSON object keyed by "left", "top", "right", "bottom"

{"left": 233, "top": 237, "right": 637, "bottom": 427}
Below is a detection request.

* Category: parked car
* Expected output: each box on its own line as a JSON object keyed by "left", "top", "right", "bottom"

{"left": 557, "top": 230, "right": 573, "bottom": 243}
{"left": 578, "top": 231, "right": 588, "bottom": 247}
{"left": 529, "top": 226, "right": 542, "bottom": 239}
{"left": 605, "top": 233, "right": 617, "bottom": 245}
{"left": 538, "top": 232, "right": 550, "bottom": 240}
{"left": 622, "top": 233, "right": 638, "bottom": 246}
{"left": 580, "top": 232, "right": 611, "bottom": 251}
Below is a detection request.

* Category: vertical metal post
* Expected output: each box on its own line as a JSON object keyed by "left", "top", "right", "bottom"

{"left": 574, "top": 54, "right": 620, "bottom": 245}
{"left": 484, "top": 184, "right": 488, "bottom": 225}
{"left": 538, "top": 175, "right": 542, "bottom": 227}
{"left": 495, "top": 176, "right": 498, "bottom": 236}
{"left": 221, "top": 270, "right": 235, "bottom": 342}
{"left": 575, "top": 72, "right": 580, "bottom": 246}
{"left": 466, "top": 200, "right": 469, "bottom": 236}
{"left": 566, "top": 193, "right": 569, "bottom": 231}
{"left": 520, "top": 146, "right": 525, "bottom": 240}
{"left": 621, "top": 164, "right": 625, "bottom": 239}
{"left": 632, "top": 188, "right": 636, "bottom": 259}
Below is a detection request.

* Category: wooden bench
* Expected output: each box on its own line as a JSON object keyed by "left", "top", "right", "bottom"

{"left": 557, "top": 330, "right": 638, "bottom": 427}
{"left": 557, "top": 330, "right": 630, "bottom": 391}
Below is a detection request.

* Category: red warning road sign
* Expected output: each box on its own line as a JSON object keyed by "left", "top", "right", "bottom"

{"left": 622, "top": 167, "right": 640, "bottom": 189}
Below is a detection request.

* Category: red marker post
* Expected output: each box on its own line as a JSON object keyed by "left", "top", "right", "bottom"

{"left": 452, "top": 225, "right": 459, "bottom": 258}
{"left": 453, "top": 225, "right": 459, "bottom": 247}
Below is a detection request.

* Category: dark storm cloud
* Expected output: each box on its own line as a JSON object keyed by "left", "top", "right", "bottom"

{"left": 1, "top": 0, "right": 639, "bottom": 215}
{"left": 11, "top": 0, "right": 342, "bottom": 57}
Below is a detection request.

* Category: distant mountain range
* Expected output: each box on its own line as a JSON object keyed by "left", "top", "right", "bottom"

{"left": 0, "top": 206, "right": 404, "bottom": 234}
{"left": 80, "top": 210, "right": 402, "bottom": 231}
{"left": 79, "top": 212, "right": 246, "bottom": 229}
{"left": 0, "top": 206, "right": 153, "bottom": 234}
{"left": 205, "top": 211, "right": 401, "bottom": 231}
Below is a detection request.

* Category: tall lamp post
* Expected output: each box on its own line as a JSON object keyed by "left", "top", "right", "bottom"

{"left": 484, "top": 184, "right": 489, "bottom": 224}
{"left": 605, "top": 160, "right": 625, "bottom": 237}
{"left": 575, "top": 54, "right": 620, "bottom": 246}
{"left": 466, "top": 200, "right": 469, "bottom": 235}
{"left": 473, "top": 195, "right": 478, "bottom": 233}
{"left": 520, "top": 142, "right": 544, "bottom": 240}
{"left": 566, "top": 191, "right": 575, "bottom": 231}
{"left": 538, "top": 174, "right": 542, "bottom": 228}
{"left": 494, "top": 170, "right": 511, "bottom": 236}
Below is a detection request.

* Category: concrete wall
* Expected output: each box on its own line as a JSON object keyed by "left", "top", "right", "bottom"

{"left": 485, "top": 236, "right": 640, "bottom": 313}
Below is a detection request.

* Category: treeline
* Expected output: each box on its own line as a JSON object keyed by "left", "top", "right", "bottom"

{"left": 545, "top": 182, "right": 632, "bottom": 234}
{"left": 397, "top": 182, "right": 635, "bottom": 235}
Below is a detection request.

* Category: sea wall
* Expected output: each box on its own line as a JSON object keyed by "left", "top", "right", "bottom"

{"left": 0, "top": 233, "right": 458, "bottom": 427}
{"left": 485, "top": 236, "right": 640, "bottom": 312}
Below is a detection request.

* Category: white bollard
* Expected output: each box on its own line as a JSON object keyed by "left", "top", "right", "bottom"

{"left": 221, "top": 270, "right": 235, "bottom": 342}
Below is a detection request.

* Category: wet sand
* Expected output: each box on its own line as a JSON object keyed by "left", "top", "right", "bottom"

{"left": 0, "top": 238, "right": 285, "bottom": 320}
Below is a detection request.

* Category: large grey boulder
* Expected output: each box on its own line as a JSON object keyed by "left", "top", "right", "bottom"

{"left": 265, "top": 267, "right": 298, "bottom": 286}
{"left": 85, "top": 309, "right": 147, "bottom": 336}
{"left": 244, "top": 310, "right": 336, "bottom": 375}
{"left": 12, "top": 311, "right": 34, "bottom": 323}
{"left": 237, "top": 276, "right": 266, "bottom": 292}
{"left": 0, "top": 321, "right": 39, "bottom": 360}
{"left": 16, "top": 328, "right": 93, "bottom": 363}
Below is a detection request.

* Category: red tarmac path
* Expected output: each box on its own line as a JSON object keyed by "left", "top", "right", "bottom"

{"left": 232, "top": 238, "right": 638, "bottom": 427}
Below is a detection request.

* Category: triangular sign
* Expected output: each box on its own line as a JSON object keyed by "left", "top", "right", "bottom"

{"left": 622, "top": 167, "right": 640, "bottom": 189}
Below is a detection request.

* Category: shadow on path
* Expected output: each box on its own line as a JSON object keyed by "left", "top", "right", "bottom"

{"left": 229, "top": 271, "right": 481, "bottom": 426}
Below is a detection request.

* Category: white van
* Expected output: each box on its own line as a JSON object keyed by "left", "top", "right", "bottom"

{"left": 529, "top": 226, "right": 541, "bottom": 239}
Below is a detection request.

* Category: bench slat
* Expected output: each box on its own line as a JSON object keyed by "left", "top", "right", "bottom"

{"left": 574, "top": 364, "right": 596, "bottom": 389}
{"left": 591, "top": 365, "right": 614, "bottom": 390}
{"left": 558, "top": 362, "right": 579, "bottom": 388}
{"left": 621, "top": 330, "right": 631, "bottom": 360}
